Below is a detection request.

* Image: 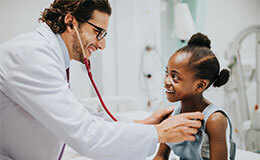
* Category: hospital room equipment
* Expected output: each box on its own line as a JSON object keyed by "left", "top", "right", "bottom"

{"left": 138, "top": 45, "right": 165, "bottom": 111}
{"left": 224, "top": 25, "right": 260, "bottom": 152}
{"left": 173, "top": 0, "right": 196, "bottom": 41}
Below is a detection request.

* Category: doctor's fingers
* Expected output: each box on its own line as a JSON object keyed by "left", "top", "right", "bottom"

{"left": 171, "top": 113, "right": 203, "bottom": 128}
{"left": 178, "top": 126, "right": 198, "bottom": 142}
{"left": 183, "top": 134, "right": 196, "bottom": 142}
{"left": 160, "top": 126, "right": 198, "bottom": 143}
{"left": 182, "top": 111, "right": 204, "bottom": 120}
{"left": 184, "top": 119, "right": 202, "bottom": 129}
{"left": 185, "top": 127, "right": 198, "bottom": 135}
{"left": 153, "top": 105, "right": 175, "bottom": 120}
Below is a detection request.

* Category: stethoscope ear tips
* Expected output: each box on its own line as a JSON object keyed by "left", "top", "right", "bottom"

{"left": 70, "top": 24, "right": 73, "bottom": 29}
{"left": 66, "top": 22, "right": 73, "bottom": 29}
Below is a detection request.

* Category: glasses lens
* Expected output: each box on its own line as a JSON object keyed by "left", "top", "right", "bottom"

{"left": 97, "top": 30, "right": 107, "bottom": 40}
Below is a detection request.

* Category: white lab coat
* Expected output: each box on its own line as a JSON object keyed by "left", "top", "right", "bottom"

{"left": 0, "top": 23, "right": 157, "bottom": 160}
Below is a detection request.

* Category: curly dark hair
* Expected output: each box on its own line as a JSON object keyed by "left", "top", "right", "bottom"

{"left": 39, "top": 0, "right": 111, "bottom": 34}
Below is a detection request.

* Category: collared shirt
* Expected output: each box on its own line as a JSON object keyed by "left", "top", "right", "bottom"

{"left": 56, "top": 34, "right": 70, "bottom": 69}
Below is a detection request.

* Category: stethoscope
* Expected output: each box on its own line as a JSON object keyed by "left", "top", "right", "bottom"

{"left": 74, "top": 26, "right": 118, "bottom": 122}
{"left": 58, "top": 25, "right": 118, "bottom": 160}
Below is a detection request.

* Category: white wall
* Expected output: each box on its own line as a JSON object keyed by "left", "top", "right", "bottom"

{"left": 0, "top": 0, "right": 50, "bottom": 44}
{"left": 102, "top": 0, "right": 164, "bottom": 111}
{"left": 201, "top": 0, "right": 260, "bottom": 107}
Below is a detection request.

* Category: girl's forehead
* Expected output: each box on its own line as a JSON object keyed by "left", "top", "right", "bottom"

{"left": 167, "top": 54, "right": 195, "bottom": 78}
{"left": 168, "top": 52, "right": 191, "bottom": 67}
{"left": 172, "top": 52, "right": 190, "bottom": 62}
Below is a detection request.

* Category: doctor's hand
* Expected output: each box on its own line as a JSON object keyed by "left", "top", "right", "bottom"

{"left": 134, "top": 106, "right": 174, "bottom": 125}
{"left": 154, "top": 112, "right": 204, "bottom": 143}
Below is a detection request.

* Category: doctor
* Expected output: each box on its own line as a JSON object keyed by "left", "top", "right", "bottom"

{"left": 0, "top": 0, "right": 203, "bottom": 160}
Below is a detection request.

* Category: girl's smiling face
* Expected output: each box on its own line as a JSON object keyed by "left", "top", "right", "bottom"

{"left": 164, "top": 52, "right": 198, "bottom": 102}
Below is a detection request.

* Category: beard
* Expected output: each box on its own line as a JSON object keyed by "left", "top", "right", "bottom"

{"left": 72, "top": 28, "right": 89, "bottom": 64}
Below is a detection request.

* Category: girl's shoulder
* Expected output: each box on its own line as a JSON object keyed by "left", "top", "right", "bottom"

{"left": 202, "top": 104, "right": 230, "bottom": 133}
{"left": 206, "top": 111, "right": 228, "bottom": 134}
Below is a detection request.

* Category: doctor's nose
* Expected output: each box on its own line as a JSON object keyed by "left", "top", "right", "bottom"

{"left": 97, "top": 38, "right": 106, "bottom": 50}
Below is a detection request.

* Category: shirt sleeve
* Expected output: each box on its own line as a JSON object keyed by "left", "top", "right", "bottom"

{"left": 1, "top": 44, "right": 158, "bottom": 160}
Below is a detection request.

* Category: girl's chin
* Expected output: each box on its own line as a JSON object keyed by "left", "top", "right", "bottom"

{"left": 166, "top": 97, "right": 178, "bottom": 103}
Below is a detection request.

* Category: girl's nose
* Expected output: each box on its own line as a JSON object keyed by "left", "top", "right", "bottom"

{"left": 164, "top": 76, "right": 173, "bottom": 86}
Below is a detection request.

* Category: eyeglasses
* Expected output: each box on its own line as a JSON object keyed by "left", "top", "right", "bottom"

{"left": 77, "top": 17, "right": 107, "bottom": 41}
{"left": 85, "top": 21, "right": 107, "bottom": 41}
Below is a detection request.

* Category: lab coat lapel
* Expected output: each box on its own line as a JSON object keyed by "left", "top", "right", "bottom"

{"left": 36, "top": 23, "right": 67, "bottom": 71}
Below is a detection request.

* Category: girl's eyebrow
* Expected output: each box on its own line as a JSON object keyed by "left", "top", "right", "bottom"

{"left": 166, "top": 67, "right": 180, "bottom": 75}
{"left": 170, "top": 69, "right": 180, "bottom": 75}
{"left": 166, "top": 67, "right": 181, "bottom": 76}
{"left": 171, "top": 70, "right": 180, "bottom": 75}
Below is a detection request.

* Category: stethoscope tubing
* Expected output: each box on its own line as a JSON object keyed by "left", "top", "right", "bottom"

{"left": 83, "top": 57, "right": 118, "bottom": 122}
{"left": 74, "top": 25, "right": 117, "bottom": 121}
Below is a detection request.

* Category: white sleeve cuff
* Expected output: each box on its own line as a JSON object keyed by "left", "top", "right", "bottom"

{"left": 146, "top": 125, "right": 159, "bottom": 156}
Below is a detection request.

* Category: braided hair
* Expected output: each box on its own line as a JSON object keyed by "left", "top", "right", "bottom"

{"left": 176, "top": 33, "right": 229, "bottom": 88}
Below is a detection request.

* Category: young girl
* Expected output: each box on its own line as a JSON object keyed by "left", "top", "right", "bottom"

{"left": 154, "top": 33, "right": 236, "bottom": 160}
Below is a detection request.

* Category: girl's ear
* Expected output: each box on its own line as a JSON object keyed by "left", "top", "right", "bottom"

{"left": 195, "top": 79, "right": 209, "bottom": 92}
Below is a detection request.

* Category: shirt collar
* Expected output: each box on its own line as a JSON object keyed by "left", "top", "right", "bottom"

{"left": 56, "top": 34, "right": 70, "bottom": 69}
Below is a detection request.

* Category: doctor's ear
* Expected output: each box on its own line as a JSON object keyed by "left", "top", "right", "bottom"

{"left": 64, "top": 14, "right": 76, "bottom": 31}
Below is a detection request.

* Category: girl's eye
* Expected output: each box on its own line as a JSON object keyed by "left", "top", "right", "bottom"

{"left": 165, "top": 70, "right": 169, "bottom": 76}
{"left": 172, "top": 74, "right": 179, "bottom": 80}
{"left": 165, "top": 69, "right": 179, "bottom": 81}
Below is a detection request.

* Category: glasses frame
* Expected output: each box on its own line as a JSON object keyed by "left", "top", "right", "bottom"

{"left": 77, "top": 18, "right": 107, "bottom": 41}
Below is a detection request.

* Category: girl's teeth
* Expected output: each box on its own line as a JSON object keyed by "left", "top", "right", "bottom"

{"left": 166, "top": 89, "right": 175, "bottom": 93}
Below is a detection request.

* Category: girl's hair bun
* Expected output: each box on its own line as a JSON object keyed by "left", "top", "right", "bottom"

{"left": 213, "top": 69, "right": 230, "bottom": 87}
{"left": 188, "top": 32, "right": 211, "bottom": 49}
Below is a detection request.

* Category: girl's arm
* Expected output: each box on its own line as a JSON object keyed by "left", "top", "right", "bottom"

{"left": 154, "top": 143, "right": 171, "bottom": 160}
{"left": 206, "top": 112, "right": 228, "bottom": 160}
